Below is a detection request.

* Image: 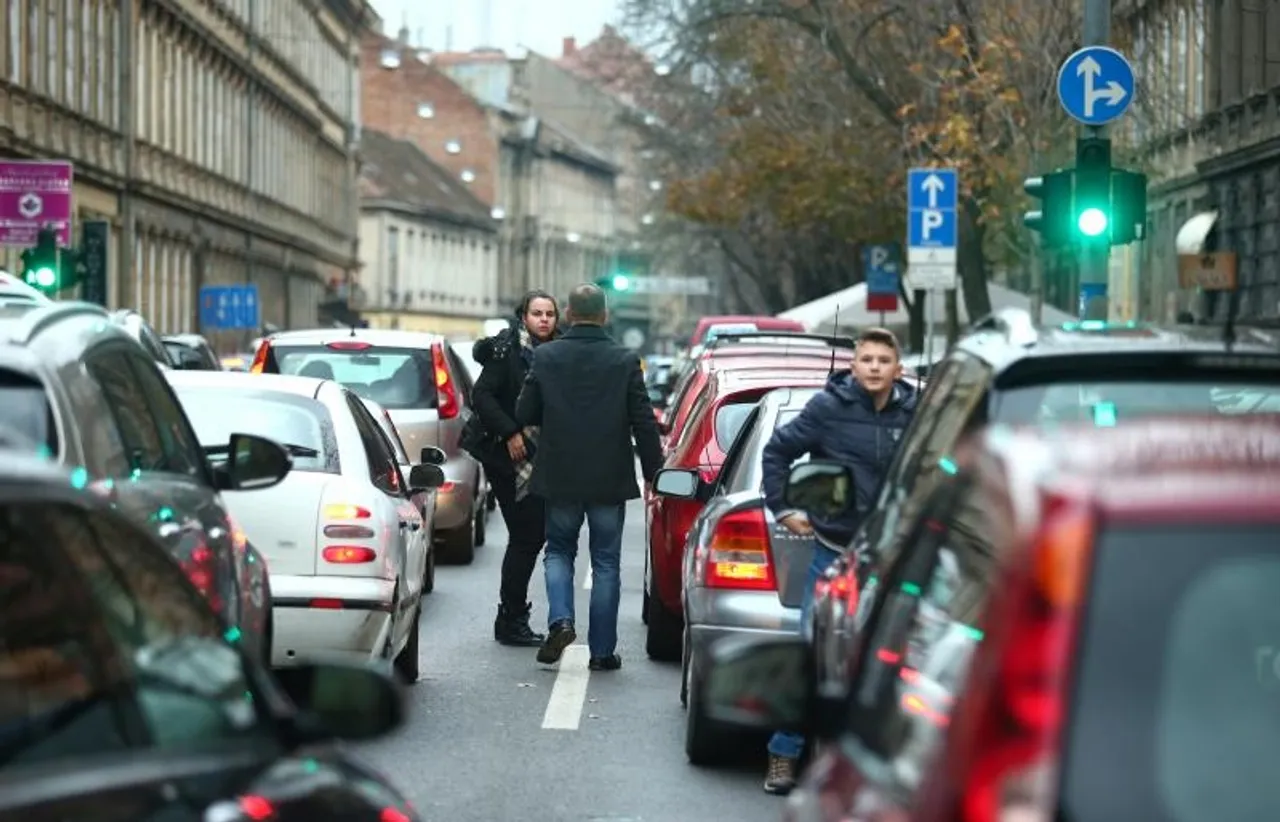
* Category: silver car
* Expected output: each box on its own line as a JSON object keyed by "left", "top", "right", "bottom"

{"left": 651, "top": 386, "right": 821, "bottom": 764}
{"left": 251, "top": 327, "right": 488, "bottom": 563}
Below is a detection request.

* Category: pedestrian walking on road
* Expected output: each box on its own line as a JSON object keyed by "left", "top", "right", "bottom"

{"left": 466, "top": 290, "right": 560, "bottom": 646}
{"left": 515, "top": 283, "right": 664, "bottom": 671}
{"left": 758, "top": 327, "right": 917, "bottom": 795}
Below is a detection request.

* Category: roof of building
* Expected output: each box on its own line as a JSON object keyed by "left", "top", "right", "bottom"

{"left": 358, "top": 129, "right": 495, "bottom": 230}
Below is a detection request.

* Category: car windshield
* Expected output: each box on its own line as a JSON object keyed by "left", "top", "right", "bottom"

{"left": 0, "top": 371, "right": 55, "bottom": 455}
{"left": 272, "top": 345, "right": 437, "bottom": 411}
{"left": 172, "top": 388, "right": 338, "bottom": 473}
{"left": 994, "top": 379, "right": 1280, "bottom": 426}
{"left": 1061, "top": 521, "right": 1280, "bottom": 822}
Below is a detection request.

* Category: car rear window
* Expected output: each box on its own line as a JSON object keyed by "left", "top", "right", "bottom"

{"left": 0, "top": 370, "right": 56, "bottom": 456}
{"left": 172, "top": 388, "right": 339, "bottom": 474}
{"left": 994, "top": 379, "right": 1280, "bottom": 426}
{"left": 714, "top": 399, "right": 759, "bottom": 450}
{"left": 270, "top": 345, "right": 437, "bottom": 411}
{"left": 1061, "top": 521, "right": 1280, "bottom": 822}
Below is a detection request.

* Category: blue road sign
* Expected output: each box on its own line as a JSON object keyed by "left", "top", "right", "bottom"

{"left": 1057, "top": 46, "right": 1134, "bottom": 126}
{"left": 863, "top": 243, "right": 900, "bottom": 293}
{"left": 199, "top": 284, "right": 260, "bottom": 331}
{"left": 907, "top": 168, "right": 958, "bottom": 249}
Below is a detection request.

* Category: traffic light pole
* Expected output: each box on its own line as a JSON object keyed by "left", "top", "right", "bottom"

{"left": 1079, "top": 0, "right": 1112, "bottom": 321}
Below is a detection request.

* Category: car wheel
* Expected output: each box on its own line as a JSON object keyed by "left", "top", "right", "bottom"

{"left": 645, "top": 590, "right": 683, "bottom": 662}
{"left": 394, "top": 605, "right": 421, "bottom": 684}
{"left": 441, "top": 523, "right": 476, "bottom": 565}
{"left": 423, "top": 544, "right": 436, "bottom": 594}
{"left": 474, "top": 502, "right": 487, "bottom": 547}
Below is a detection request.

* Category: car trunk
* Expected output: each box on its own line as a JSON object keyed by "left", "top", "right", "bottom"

{"left": 223, "top": 472, "right": 332, "bottom": 576}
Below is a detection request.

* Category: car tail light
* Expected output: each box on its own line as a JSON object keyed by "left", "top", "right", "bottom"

{"left": 431, "top": 342, "right": 459, "bottom": 420}
{"left": 697, "top": 507, "right": 776, "bottom": 591}
{"left": 249, "top": 341, "right": 269, "bottom": 373}
{"left": 922, "top": 502, "right": 1095, "bottom": 822}
{"left": 323, "top": 503, "right": 371, "bottom": 520}
{"left": 322, "top": 546, "right": 377, "bottom": 564}
{"left": 179, "top": 542, "right": 219, "bottom": 606}
{"left": 326, "top": 340, "right": 372, "bottom": 351}
{"left": 324, "top": 524, "right": 375, "bottom": 539}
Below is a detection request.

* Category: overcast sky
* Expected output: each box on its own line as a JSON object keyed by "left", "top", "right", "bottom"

{"left": 370, "top": 0, "right": 625, "bottom": 56}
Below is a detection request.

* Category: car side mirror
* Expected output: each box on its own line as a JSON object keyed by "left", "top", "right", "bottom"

{"left": 219, "top": 434, "right": 292, "bottom": 491}
{"left": 783, "top": 460, "right": 856, "bottom": 519}
{"left": 407, "top": 463, "right": 445, "bottom": 493}
{"left": 272, "top": 661, "right": 404, "bottom": 742}
{"left": 700, "top": 635, "right": 815, "bottom": 733}
{"left": 419, "top": 446, "right": 446, "bottom": 466}
{"left": 653, "top": 468, "right": 698, "bottom": 499}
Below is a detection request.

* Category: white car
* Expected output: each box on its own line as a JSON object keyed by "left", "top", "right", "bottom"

{"left": 165, "top": 369, "right": 442, "bottom": 682}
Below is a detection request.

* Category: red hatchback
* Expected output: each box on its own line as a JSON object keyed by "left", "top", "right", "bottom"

{"left": 644, "top": 365, "right": 833, "bottom": 661}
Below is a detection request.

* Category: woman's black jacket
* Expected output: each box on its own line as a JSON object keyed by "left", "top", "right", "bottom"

{"left": 469, "top": 323, "right": 535, "bottom": 475}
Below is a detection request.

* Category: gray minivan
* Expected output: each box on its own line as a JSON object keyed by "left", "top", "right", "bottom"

{"left": 252, "top": 327, "right": 488, "bottom": 563}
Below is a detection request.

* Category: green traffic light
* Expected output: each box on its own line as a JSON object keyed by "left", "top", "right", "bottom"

{"left": 1077, "top": 207, "right": 1108, "bottom": 237}
{"left": 611, "top": 274, "right": 630, "bottom": 291}
{"left": 29, "top": 266, "right": 56, "bottom": 288}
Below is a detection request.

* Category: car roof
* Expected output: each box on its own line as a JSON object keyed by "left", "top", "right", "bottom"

{"left": 713, "top": 369, "right": 831, "bottom": 392}
{"left": 979, "top": 416, "right": 1280, "bottom": 521}
{"left": 956, "top": 310, "right": 1280, "bottom": 373}
{"left": 757, "top": 384, "right": 822, "bottom": 412}
{"left": 0, "top": 300, "right": 119, "bottom": 348}
{"left": 165, "top": 369, "right": 329, "bottom": 398}
{"left": 265, "top": 327, "right": 443, "bottom": 347}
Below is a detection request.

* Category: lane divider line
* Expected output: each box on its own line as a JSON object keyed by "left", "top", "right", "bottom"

{"left": 541, "top": 644, "right": 592, "bottom": 730}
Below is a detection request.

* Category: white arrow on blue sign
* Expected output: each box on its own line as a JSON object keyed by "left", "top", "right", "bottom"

{"left": 1056, "top": 46, "right": 1134, "bottom": 126}
{"left": 906, "top": 168, "right": 958, "bottom": 290}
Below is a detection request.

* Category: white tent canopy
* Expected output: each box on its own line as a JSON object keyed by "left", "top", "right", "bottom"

{"left": 778, "top": 282, "right": 1074, "bottom": 332}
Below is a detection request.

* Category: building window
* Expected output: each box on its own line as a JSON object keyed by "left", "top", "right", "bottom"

{"left": 7, "top": 0, "right": 20, "bottom": 84}
{"left": 27, "top": 0, "right": 39, "bottom": 95}
{"left": 46, "top": 1, "right": 58, "bottom": 103}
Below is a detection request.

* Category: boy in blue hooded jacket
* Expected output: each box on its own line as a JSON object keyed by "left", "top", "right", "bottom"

{"left": 759, "top": 326, "right": 918, "bottom": 794}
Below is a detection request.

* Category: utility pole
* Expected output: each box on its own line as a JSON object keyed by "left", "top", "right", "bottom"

{"left": 1079, "top": 0, "right": 1112, "bottom": 321}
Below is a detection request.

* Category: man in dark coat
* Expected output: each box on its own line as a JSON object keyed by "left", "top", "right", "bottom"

{"left": 515, "top": 283, "right": 663, "bottom": 670}
{"left": 758, "top": 326, "right": 918, "bottom": 794}
{"left": 470, "top": 290, "right": 560, "bottom": 646}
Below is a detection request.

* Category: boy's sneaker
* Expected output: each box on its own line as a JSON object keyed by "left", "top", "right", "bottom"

{"left": 535, "top": 620, "right": 576, "bottom": 664}
{"left": 763, "top": 754, "right": 798, "bottom": 795}
{"left": 588, "top": 654, "right": 622, "bottom": 671}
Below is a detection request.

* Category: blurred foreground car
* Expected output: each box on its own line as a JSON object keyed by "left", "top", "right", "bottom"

{"left": 167, "top": 370, "right": 443, "bottom": 682}
{"left": 0, "top": 449, "right": 419, "bottom": 822}
{"left": 700, "top": 414, "right": 1280, "bottom": 815}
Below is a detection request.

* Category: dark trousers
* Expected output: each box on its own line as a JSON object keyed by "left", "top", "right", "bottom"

{"left": 490, "top": 471, "right": 546, "bottom": 610}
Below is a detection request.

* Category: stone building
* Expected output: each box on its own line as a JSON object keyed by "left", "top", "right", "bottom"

{"left": 1119, "top": 0, "right": 1280, "bottom": 323}
{"left": 357, "top": 129, "right": 499, "bottom": 335}
{"left": 0, "top": 0, "right": 369, "bottom": 347}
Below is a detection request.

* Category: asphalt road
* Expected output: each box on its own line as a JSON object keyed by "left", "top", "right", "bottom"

{"left": 353, "top": 494, "right": 783, "bottom": 822}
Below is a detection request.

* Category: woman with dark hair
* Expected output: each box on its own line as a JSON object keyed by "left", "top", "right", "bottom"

{"left": 469, "top": 290, "right": 560, "bottom": 645}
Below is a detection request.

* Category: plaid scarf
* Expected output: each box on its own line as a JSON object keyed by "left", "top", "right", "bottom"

{"left": 514, "top": 326, "right": 540, "bottom": 501}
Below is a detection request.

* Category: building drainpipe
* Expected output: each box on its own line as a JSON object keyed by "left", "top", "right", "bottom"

{"left": 118, "top": 0, "right": 136, "bottom": 310}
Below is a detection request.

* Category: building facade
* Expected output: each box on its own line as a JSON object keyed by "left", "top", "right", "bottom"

{"left": 357, "top": 129, "right": 498, "bottom": 335}
{"left": 1119, "top": 0, "right": 1280, "bottom": 324}
{"left": 0, "top": 0, "right": 366, "bottom": 347}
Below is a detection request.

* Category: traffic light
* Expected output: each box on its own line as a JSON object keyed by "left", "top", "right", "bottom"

{"left": 596, "top": 273, "right": 632, "bottom": 292}
{"left": 1072, "top": 137, "right": 1111, "bottom": 243}
{"left": 19, "top": 227, "right": 76, "bottom": 295}
{"left": 1023, "top": 170, "right": 1073, "bottom": 248}
{"left": 1109, "top": 168, "right": 1148, "bottom": 246}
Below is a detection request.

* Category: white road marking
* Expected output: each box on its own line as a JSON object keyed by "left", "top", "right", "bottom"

{"left": 583, "top": 570, "right": 593, "bottom": 589}
{"left": 541, "top": 645, "right": 592, "bottom": 730}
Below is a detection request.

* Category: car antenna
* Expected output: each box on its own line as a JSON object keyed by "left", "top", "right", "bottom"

{"left": 349, "top": 322, "right": 357, "bottom": 338}
{"left": 829, "top": 304, "right": 841, "bottom": 375}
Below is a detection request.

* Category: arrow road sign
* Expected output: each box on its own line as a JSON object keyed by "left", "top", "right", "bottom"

{"left": 199, "top": 284, "right": 260, "bottom": 331}
{"left": 1057, "top": 46, "right": 1135, "bottom": 126}
{"left": 906, "top": 167, "right": 958, "bottom": 291}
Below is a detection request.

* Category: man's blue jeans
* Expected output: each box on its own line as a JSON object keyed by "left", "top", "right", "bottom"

{"left": 768, "top": 543, "right": 842, "bottom": 760}
{"left": 544, "top": 501, "right": 626, "bottom": 658}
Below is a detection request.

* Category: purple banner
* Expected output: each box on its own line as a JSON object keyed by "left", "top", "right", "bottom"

{"left": 0, "top": 160, "right": 74, "bottom": 247}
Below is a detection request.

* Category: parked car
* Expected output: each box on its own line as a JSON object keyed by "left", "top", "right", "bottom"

{"left": 649, "top": 385, "right": 827, "bottom": 762}
{"left": 109, "top": 308, "right": 177, "bottom": 368}
{"left": 163, "top": 333, "right": 222, "bottom": 370}
{"left": 0, "top": 271, "right": 52, "bottom": 304}
{"left": 0, "top": 300, "right": 280, "bottom": 661}
{"left": 166, "top": 370, "right": 443, "bottom": 681}
{"left": 645, "top": 366, "right": 832, "bottom": 662}
{"left": 250, "top": 328, "right": 489, "bottom": 562}
{"left": 699, "top": 413, "right": 1280, "bottom": 818}
{"left": 0, "top": 448, "right": 420, "bottom": 821}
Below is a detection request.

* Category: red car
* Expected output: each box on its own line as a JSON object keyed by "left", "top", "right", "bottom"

{"left": 644, "top": 364, "right": 834, "bottom": 661}
{"left": 700, "top": 414, "right": 1280, "bottom": 815}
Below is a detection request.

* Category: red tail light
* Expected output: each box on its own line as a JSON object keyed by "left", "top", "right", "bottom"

{"left": 326, "top": 340, "right": 372, "bottom": 351}
{"left": 925, "top": 501, "right": 1095, "bottom": 822}
{"left": 698, "top": 507, "right": 776, "bottom": 591}
{"left": 323, "top": 504, "right": 371, "bottom": 519}
{"left": 249, "top": 341, "right": 269, "bottom": 373}
{"left": 431, "top": 342, "right": 459, "bottom": 420}
{"left": 322, "top": 546, "right": 377, "bottom": 564}
{"left": 180, "top": 543, "right": 220, "bottom": 608}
